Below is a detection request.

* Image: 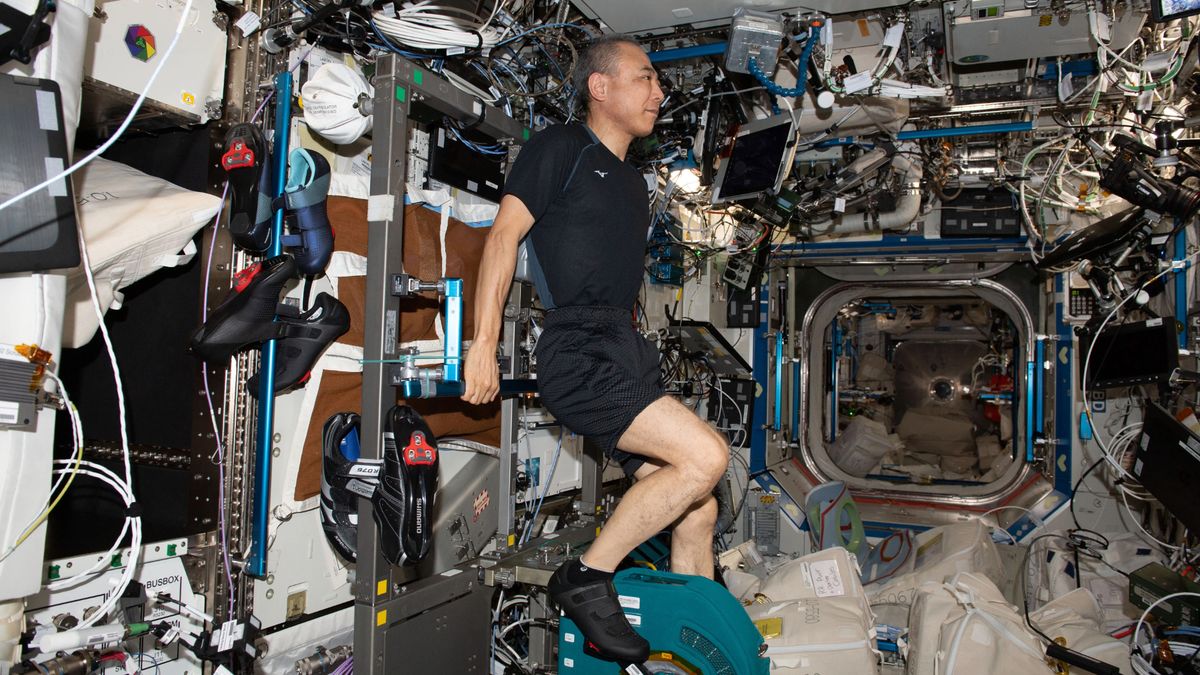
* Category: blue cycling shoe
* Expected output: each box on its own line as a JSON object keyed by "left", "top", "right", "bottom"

{"left": 281, "top": 148, "right": 334, "bottom": 276}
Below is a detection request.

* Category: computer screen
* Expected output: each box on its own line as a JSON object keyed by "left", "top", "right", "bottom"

{"left": 712, "top": 114, "right": 794, "bottom": 204}
{"left": 1084, "top": 317, "right": 1179, "bottom": 388}
{"left": 1153, "top": 0, "right": 1200, "bottom": 22}
{"left": 1134, "top": 402, "right": 1200, "bottom": 533}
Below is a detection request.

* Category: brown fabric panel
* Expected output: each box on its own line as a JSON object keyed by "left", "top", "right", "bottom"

{"left": 293, "top": 370, "right": 503, "bottom": 501}
{"left": 295, "top": 370, "right": 363, "bottom": 501}
{"left": 443, "top": 218, "right": 490, "bottom": 338}
{"left": 326, "top": 198, "right": 490, "bottom": 342}
{"left": 338, "top": 276, "right": 366, "bottom": 348}
{"left": 293, "top": 199, "right": 498, "bottom": 502}
{"left": 328, "top": 196, "right": 369, "bottom": 258}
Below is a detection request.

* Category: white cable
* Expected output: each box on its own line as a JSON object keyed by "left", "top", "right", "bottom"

{"left": 0, "top": 372, "right": 82, "bottom": 564}
{"left": 58, "top": 37, "right": 153, "bottom": 617}
{"left": 1077, "top": 259, "right": 1198, "bottom": 554}
{"left": 371, "top": 0, "right": 504, "bottom": 51}
{"left": 1119, "top": 487, "right": 1181, "bottom": 552}
{"left": 0, "top": 0, "right": 197, "bottom": 213}
{"left": 1131, "top": 592, "right": 1200, "bottom": 674}
{"left": 45, "top": 460, "right": 139, "bottom": 592}
{"left": 42, "top": 461, "right": 142, "bottom": 630}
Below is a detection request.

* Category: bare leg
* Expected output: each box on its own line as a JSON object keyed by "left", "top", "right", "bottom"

{"left": 669, "top": 495, "right": 717, "bottom": 577}
{"left": 626, "top": 460, "right": 718, "bottom": 578}
{"left": 579, "top": 397, "right": 728, "bottom": 573}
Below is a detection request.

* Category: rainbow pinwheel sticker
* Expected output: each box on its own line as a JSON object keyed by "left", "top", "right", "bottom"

{"left": 124, "top": 25, "right": 156, "bottom": 61}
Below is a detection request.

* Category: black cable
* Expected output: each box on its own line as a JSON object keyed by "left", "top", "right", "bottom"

{"left": 1070, "top": 454, "right": 1107, "bottom": 530}
{"left": 1021, "top": 532, "right": 1070, "bottom": 645}
{"left": 1021, "top": 530, "right": 1116, "bottom": 648}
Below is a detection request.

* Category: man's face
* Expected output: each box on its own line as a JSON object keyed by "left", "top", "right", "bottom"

{"left": 596, "top": 43, "right": 664, "bottom": 138}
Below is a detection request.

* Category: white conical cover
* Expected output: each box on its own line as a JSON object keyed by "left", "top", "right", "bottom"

{"left": 302, "top": 63, "right": 374, "bottom": 144}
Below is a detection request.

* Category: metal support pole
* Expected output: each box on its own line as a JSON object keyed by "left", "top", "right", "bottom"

{"left": 580, "top": 438, "right": 602, "bottom": 516}
{"left": 354, "top": 54, "right": 411, "bottom": 674}
{"left": 495, "top": 282, "right": 527, "bottom": 552}
{"left": 352, "top": 53, "right": 528, "bottom": 675}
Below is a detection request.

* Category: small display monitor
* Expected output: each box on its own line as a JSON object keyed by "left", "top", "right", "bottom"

{"left": 1084, "top": 317, "right": 1179, "bottom": 388}
{"left": 1152, "top": 0, "right": 1200, "bottom": 22}
{"left": 712, "top": 114, "right": 794, "bottom": 204}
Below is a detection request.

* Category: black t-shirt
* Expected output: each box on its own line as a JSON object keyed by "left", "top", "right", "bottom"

{"left": 503, "top": 123, "right": 649, "bottom": 310}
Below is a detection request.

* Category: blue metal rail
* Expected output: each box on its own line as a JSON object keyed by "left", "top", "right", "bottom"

{"left": 249, "top": 71, "right": 292, "bottom": 578}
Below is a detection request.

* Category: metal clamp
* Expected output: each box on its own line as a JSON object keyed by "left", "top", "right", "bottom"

{"left": 388, "top": 274, "right": 463, "bottom": 398}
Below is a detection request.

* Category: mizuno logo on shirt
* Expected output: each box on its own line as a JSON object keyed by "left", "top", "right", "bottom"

{"left": 594, "top": 170, "right": 608, "bottom": 178}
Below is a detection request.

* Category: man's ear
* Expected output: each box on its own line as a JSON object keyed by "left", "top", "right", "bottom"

{"left": 588, "top": 71, "right": 609, "bottom": 104}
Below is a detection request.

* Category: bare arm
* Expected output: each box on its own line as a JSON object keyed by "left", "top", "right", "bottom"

{"left": 461, "top": 194, "right": 536, "bottom": 404}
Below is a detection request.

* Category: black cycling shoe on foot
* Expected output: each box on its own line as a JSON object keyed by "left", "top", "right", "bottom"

{"left": 371, "top": 405, "right": 439, "bottom": 566}
{"left": 549, "top": 563, "right": 650, "bottom": 664}
{"left": 246, "top": 291, "right": 350, "bottom": 396}
{"left": 190, "top": 254, "right": 295, "bottom": 361}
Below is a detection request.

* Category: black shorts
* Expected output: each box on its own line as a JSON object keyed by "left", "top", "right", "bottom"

{"left": 535, "top": 305, "right": 665, "bottom": 476}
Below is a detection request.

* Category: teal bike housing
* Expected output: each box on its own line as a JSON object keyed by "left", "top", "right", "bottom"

{"left": 558, "top": 568, "right": 770, "bottom": 674}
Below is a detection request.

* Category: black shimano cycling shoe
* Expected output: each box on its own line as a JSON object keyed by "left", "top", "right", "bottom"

{"left": 371, "top": 405, "right": 439, "bottom": 566}
{"left": 246, "top": 292, "right": 350, "bottom": 396}
{"left": 320, "top": 412, "right": 378, "bottom": 562}
{"left": 190, "top": 254, "right": 295, "bottom": 361}
{"left": 549, "top": 563, "right": 650, "bottom": 664}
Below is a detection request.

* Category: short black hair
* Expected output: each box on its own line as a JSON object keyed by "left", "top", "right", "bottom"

{"left": 572, "top": 34, "right": 642, "bottom": 113}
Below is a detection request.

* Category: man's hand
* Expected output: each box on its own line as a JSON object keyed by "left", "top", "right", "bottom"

{"left": 462, "top": 338, "right": 500, "bottom": 404}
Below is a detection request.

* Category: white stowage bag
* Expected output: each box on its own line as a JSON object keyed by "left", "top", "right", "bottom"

{"left": 301, "top": 63, "right": 374, "bottom": 145}
{"left": 63, "top": 158, "right": 220, "bottom": 348}
{"left": 905, "top": 572, "right": 1050, "bottom": 675}
{"left": 866, "top": 520, "right": 1003, "bottom": 627}
{"left": 1031, "top": 533, "right": 1160, "bottom": 632}
{"left": 1030, "top": 588, "right": 1133, "bottom": 674}
{"left": 829, "top": 416, "right": 897, "bottom": 477}
{"left": 746, "top": 547, "right": 880, "bottom": 674}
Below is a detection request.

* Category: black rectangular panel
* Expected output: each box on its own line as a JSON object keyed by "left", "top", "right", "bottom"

{"left": 427, "top": 126, "right": 506, "bottom": 203}
{"left": 1133, "top": 402, "right": 1200, "bottom": 533}
{"left": 0, "top": 75, "right": 79, "bottom": 272}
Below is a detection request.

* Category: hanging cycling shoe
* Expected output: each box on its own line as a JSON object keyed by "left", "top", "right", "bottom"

{"left": 280, "top": 148, "right": 334, "bottom": 276}
{"left": 246, "top": 291, "right": 350, "bottom": 396}
{"left": 320, "top": 412, "right": 379, "bottom": 562}
{"left": 190, "top": 254, "right": 296, "bottom": 361}
{"left": 371, "top": 405, "right": 439, "bottom": 566}
{"left": 221, "top": 124, "right": 274, "bottom": 253}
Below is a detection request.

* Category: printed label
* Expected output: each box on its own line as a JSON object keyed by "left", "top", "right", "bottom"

{"left": 0, "top": 401, "right": 19, "bottom": 425}
{"left": 618, "top": 595, "right": 641, "bottom": 610}
{"left": 345, "top": 479, "right": 376, "bottom": 498}
{"left": 234, "top": 11, "right": 261, "bottom": 35}
{"left": 347, "top": 462, "right": 381, "bottom": 478}
{"left": 87, "top": 629, "right": 124, "bottom": 646}
{"left": 799, "top": 562, "right": 814, "bottom": 590}
{"left": 808, "top": 559, "right": 845, "bottom": 598}
{"left": 217, "top": 620, "right": 238, "bottom": 651}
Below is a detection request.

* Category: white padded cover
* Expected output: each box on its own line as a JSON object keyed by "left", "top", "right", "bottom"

{"left": 746, "top": 547, "right": 880, "bottom": 674}
{"left": 63, "top": 158, "right": 219, "bottom": 348}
